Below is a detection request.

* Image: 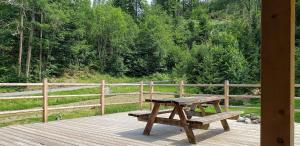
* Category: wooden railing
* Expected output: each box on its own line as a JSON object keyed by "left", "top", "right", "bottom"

{"left": 0, "top": 79, "right": 299, "bottom": 123}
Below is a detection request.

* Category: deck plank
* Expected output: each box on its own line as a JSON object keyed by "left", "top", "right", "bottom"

{"left": 0, "top": 127, "right": 68, "bottom": 146}
{"left": 0, "top": 111, "right": 299, "bottom": 146}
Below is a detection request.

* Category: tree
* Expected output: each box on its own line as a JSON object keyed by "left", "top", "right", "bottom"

{"left": 18, "top": 0, "right": 24, "bottom": 76}
{"left": 111, "top": 0, "right": 146, "bottom": 20}
{"left": 90, "top": 5, "right": 138, "bottom": 75}
{"left": 154, "top": 0, "right": 182, "bottom": 17}
{"left": 127, "top": 7, "right": 176, "bottom": 76}
{"left": 25, "top": 4, "right": 35, "bottom": 80}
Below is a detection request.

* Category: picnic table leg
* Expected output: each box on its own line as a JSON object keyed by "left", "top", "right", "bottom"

{"left": 197, "top": 104, "right": 210, "bottom": 130}
{"left": 198, "top": 104, "right": 206, "bottom": 117}
{"left": 169, "top": 107, "right": 177, "bottom": 119}
{"left": 143, "top": 103, "right": 160, "bottom": 135}
{"left": 185, "top": 104, "right": 197, "bottom": 120}
{"left": 175, "top": 104, "right": 196, "bottom": 144}
{"left": 213, "top": 101, "right": 230, "bottom": 131}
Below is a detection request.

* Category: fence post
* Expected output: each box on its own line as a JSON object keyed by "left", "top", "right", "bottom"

{"left": 43, "top": 78, "right": 48, "bottom": 123}
{"left": 224, "top": 80, "right": 229, "bottom": 112}
{"left": 149, "top": 81, "right": 154, "bottom": 110}
{"left": 179, "top": 80, "right": 184, "bottom": 97}
{"left": 100, "top": 80, "right": 105, "bottom": 115}
{"left": 140, "top": 81, "right": 144, "bottom": 110}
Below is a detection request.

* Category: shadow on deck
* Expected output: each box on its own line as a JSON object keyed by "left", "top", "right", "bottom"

{"left": 0, "top": 112, "right": 299, "bottom": 146}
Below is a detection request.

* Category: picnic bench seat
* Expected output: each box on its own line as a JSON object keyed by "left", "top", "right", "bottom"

{"left": 188, "top": 111, "right": 241, "bottom": 126}
{"left": 128, "top": 108, "right": 213, "bottom": 119}
{"left": 128, "top": 109, "right": 173, "bottom": 117}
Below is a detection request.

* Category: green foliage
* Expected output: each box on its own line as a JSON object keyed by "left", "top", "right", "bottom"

{"left": 1, "top": 0, "right": 297, "bottom": 89}
{"left": 127, "top": 7, "right": 176, "bottom": 76}
{"left": 90, "top": 5, "right": 138, "bottom": 75}
{"left": 184, "top": 43, "right": 248, "bottom": 83}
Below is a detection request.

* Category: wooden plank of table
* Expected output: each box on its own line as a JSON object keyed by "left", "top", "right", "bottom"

{"left": 145, "top": 96, "right": 223, "bottom": 106}
{"left": 143, "top": 103, "right": 160, "bottom": 135}
{"left": 175, "top": 104, "right": 196, "bottom": 144}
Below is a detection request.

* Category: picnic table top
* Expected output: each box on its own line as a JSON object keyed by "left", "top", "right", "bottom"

{"left": 145, "top": 96, "right": 224, "bottom": 106}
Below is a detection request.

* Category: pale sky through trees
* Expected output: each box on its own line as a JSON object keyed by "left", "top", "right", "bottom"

{"left": 91, "top": 0, "right": 152, "bottom": 5}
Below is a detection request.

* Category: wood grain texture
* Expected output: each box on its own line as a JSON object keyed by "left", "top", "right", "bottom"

{"left": 43, "top": 78, "right": 48, "bottom": 123}
{"left": 149, "top": 81, "right": 154, "bottom": 110}
{"left": 145, "top": 96, "right": 223, "bottom": 106}
{"left": 100, "top": 80, "right": 105, "bottom": 115}
{"left": 187, "top": 111, "right": 241, "bottom": 125}
{"left": 224, "top": 80, "right": 229, "bottom": 112}
{"left": 143, "top": 103, "right": 160, "bottom": 135}
{"left": 140, "top": 81, "right": 144, "bottom": 110}
{"left": 213, "top": 101, "right": 230, "bottom": 131}
{"left": 128, "top": 109, "right": 173, "bottom": 117}
{"left": 175, "top": 104, "right": 196, "bottom": 144}
{"left": 0, "top": 112, "right": 300, "bottom": 146}
{"left": 261, "top": 0, "right": 295, "bottom": 145}
{"left": 179, "top": 80, "right": 184, "bottom": 97}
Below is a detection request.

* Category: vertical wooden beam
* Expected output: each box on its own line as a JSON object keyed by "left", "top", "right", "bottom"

{"left": 100, "top": 80, "right": 105, "bottom": 115}
{"left": 149, "top": 81, "right": 154, "bottom": 110}
{"left": 179, "top": 80, "right": 184, "bottom": 97}
{"left": 42, "top": 78, "right": 48, "bottom": 123}
{"left": 224, "top": 80, "right": 229, "bottom": 112}
{"left": 140, "top": 81, "right": 144, "bottom": 110}
{"left": 261, "top": 0, "right": 295, "bottom": 145}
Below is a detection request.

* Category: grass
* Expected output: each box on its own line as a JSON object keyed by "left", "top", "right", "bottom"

{"left": 0, "top": 96, "right": 100, "bottom": 111}
{"left": 0, "top": 87, "right": 24, "bottom": 93}
{"left": 231, "top": 98, "right": 300, "bottom": 109}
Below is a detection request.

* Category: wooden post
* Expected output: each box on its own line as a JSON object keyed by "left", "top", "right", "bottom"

{"left": 261, "top": 0, "right": 295, "bottom": 145}
{"left": 224, "top": 80, "right": 229, "bottom": 112}
{"left": 100, "top": 80, "right": 105, "bottom": 115}
{"left": 149, "top": 81, "right": 154, "bottom": 110}
{"left": 179, "top": 80, "right": 184, "bottom": 97}
{"left": 140, "top": 81, "right": 144, "bottom": 110}
{"left": 42, "top": 78, "right": 48, "bottom": 123}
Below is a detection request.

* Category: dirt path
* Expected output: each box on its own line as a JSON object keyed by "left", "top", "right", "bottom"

{"left": 0, "top": 86, "right": 97, "bottom": 97}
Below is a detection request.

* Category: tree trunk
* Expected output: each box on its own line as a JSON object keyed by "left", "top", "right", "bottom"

{"left": 25, "top": 11, "right": 35, "bottom": 81}
{"left": 18, "top": 0, "right": 24, "bottom": 77}
{"left": 39, "top": 12, "right": 43, "bottom": 81}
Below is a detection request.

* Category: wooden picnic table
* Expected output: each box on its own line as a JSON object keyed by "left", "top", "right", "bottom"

{"left": 129, "top": 96, "right": 241, "bottom": 144}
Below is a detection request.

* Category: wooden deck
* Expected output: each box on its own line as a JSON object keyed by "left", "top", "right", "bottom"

{"left": 0, "top": 112, "right": 299, "bottom": 146}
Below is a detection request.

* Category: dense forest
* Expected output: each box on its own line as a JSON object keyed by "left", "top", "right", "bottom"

{"left": 0, "top": 0, "right": 299, "bottom": 84}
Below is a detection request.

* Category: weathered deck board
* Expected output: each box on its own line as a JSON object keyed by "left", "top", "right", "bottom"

{"left": 0, "top": 112, "right": 300, "bottom": 146}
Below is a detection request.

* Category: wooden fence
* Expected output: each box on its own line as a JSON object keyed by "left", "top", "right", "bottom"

{"left": 0, "top": 79, "right": 299, "bottom": 123}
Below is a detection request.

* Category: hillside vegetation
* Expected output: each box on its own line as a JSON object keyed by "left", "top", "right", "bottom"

{"left": 1, "top": 0, "right": 300, "bottom": 126}
{"left": 2, "top": 0, "right": 299, "bottom": 85}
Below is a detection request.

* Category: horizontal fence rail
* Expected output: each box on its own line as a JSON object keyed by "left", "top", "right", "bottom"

{"left": 1, "top": 79, "right": 300, "bottom": 123}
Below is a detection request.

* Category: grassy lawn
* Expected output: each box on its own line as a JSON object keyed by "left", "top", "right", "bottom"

{"left": 231, "top": 98, "right": 300, "bottom": 109}
{"left": 0, "top": 85, "right": 178, "bottom": 111}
